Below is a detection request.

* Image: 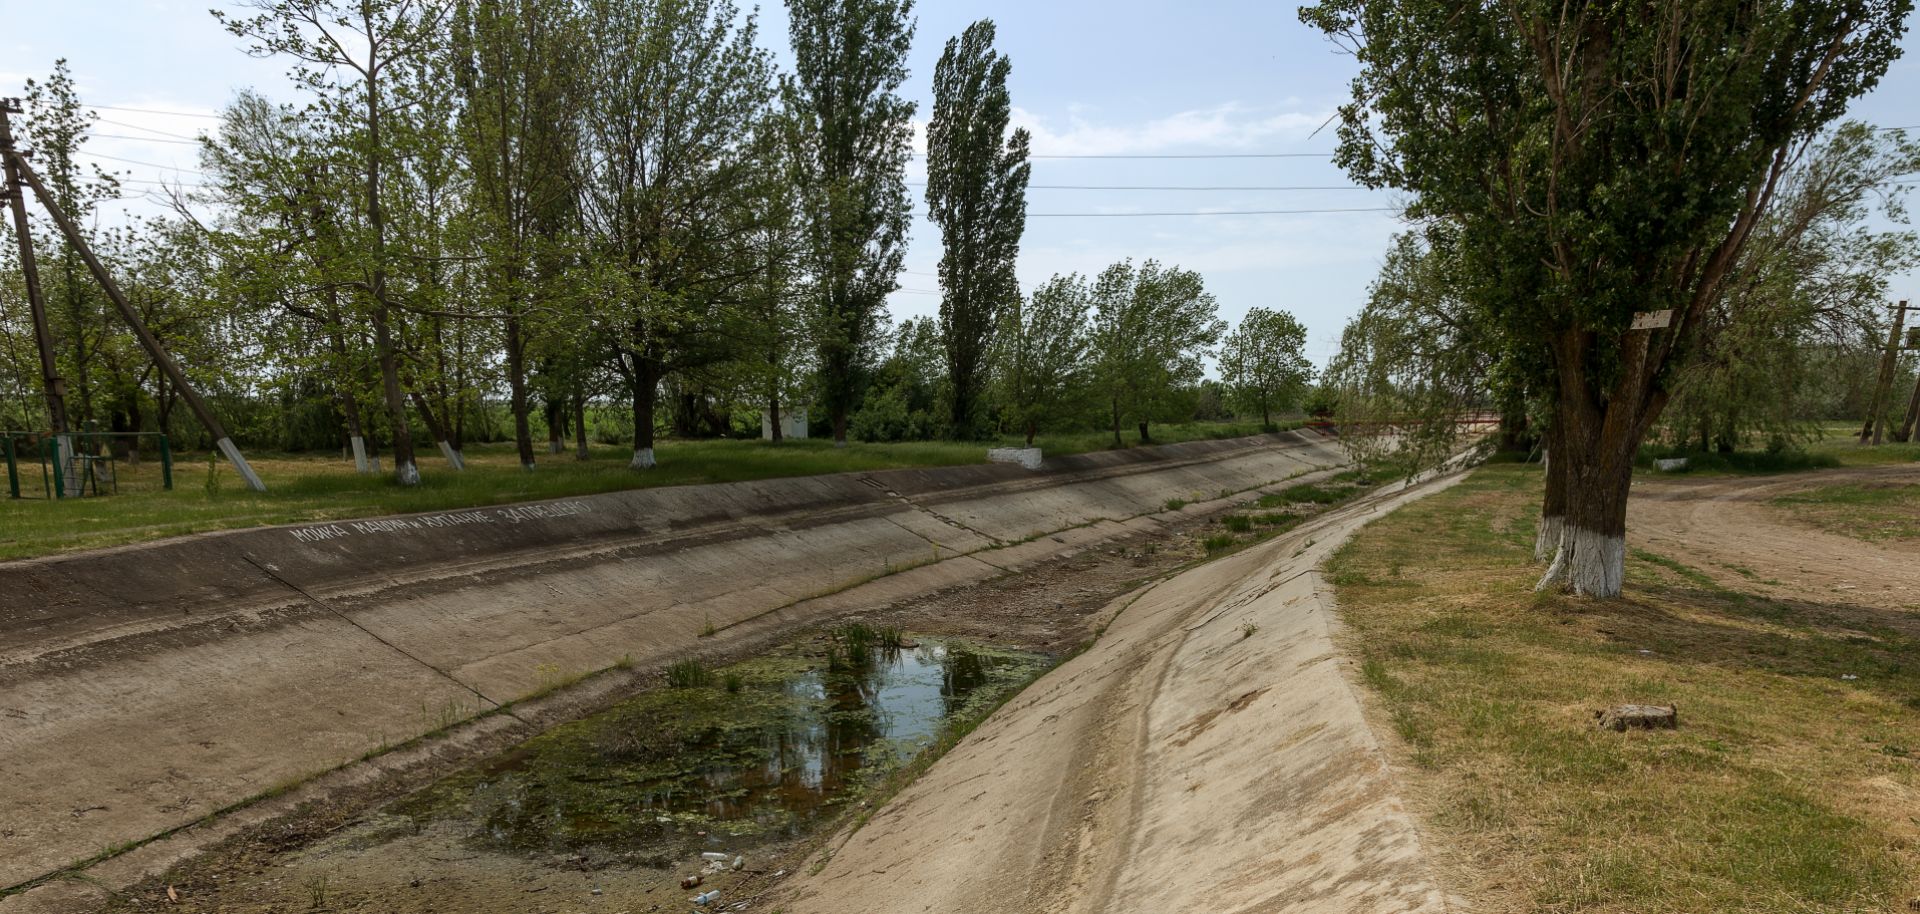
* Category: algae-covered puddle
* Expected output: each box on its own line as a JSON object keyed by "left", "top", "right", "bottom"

{"left": 396, "top": 633, "right": 1047, "bottom": 860}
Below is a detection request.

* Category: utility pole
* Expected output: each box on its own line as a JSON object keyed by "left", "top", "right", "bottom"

{"left": 0, "top": 100, "right": 76, "bottom": 494}
{"left": 1859, "top": 300, "right": 1909, "bottom": 446}
{"left": 1895, "top": 323, "right": 1920, "bottom": 443}
{"left": 0, "top": 98, "right": 266, "bottom": 492}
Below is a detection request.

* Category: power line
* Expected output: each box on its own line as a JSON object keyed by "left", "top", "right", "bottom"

{"left": 909, "top": 151, "right": 1331, "bottom": 160}
{"left": 906, "top": 181, "right": 1369, "bottom": 191}
{"left": 83, "top": 103, "right": 222, "bottom": 120}
{"left": 73, "top": 151, "right": 206, "bottom": 174}
{"left": 94, "top": 133, "right": 203, "bottom": 146}
{"left": 95, "top": 118, "right": 206, "bottom": 141}
{"left": 1025, "top": 206, "right": 1399, "bottom": 217}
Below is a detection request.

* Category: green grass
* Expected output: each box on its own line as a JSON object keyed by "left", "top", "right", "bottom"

{"left": 1329, "top": 462, "right": 1920, "bottom": 912}
{"left": 0, "top": 420, "right": 1285, "bottom": 561}
{"left": 1769, "top": 481, "right": 1920, "bottom": 542}
{"left": 1642, "top": 422, "right": 1920, "bottom": 477}
{"left": 1258, "top": 482, "right": 1348, "bottom": 507}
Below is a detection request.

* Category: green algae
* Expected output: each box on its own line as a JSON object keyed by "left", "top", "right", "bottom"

{"left": 394, "top": 637, "right": 1046, "bottom": 859}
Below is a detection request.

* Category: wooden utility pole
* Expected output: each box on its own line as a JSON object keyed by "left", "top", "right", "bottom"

{"left": 1895, "top": 323, "right": 1920, "bottom": 443}
{"left": 0, "top": 99, "right": 266, "bottom": 492}
{"left": 1, "top": 101, "right": 77, "bottom": 495}
{"left": 1859, "top": 300, "right": 1909, "bottom": 446}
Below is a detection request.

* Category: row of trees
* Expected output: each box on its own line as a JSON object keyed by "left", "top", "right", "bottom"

{"left": 0, "top": 2, "right": 1318, "bottom": 482}
{"left": 1305, "top": 0, "right": 1918, "bottom": 597}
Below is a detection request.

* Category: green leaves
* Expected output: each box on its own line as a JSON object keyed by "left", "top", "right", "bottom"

{"left": 994, "top": 272, "right": 1090, "bottom": 445}
{"left": 1089, "top": 259, "right": 1225, "bottom": 439}
{"left": 1220, "top": 307, "right": 1313, "bottom": 427}
{"left": 785, "top": 0, "right": 917, "bottom": 441}
{"left": 926, "top": 19, "right": 1030, "bottom": 439}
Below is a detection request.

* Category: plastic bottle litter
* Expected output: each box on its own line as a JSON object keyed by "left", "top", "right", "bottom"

{"left": 731, "top": 855, "right": 744, "bottom": 871}
{"left": 681, "top": 874, "right": 703, "bottom": 889}
{"left": 700, "top": 852, "right": 730, "bottom": 862}
{"left": 693, "top": 890, "right": 721, "bottom": 905}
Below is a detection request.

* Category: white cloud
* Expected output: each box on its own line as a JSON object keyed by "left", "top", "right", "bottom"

{"left": 1009, "top": 102, "right": 1333, "bottom": 157}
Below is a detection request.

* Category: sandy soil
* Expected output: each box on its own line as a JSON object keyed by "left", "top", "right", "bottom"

{"left": 1629, "top": 464, "right": 1920, "bottom": 611}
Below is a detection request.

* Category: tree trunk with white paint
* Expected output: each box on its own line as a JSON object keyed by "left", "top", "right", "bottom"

{"left": 1534, "top": 424, "right": 1566, "bottom": 562}
{"left": 630, "top": 359, "right": 662, "bottom": 470}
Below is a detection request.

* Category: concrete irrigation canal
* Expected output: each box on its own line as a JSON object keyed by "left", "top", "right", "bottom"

{"left": 0, "top": 431, "right": 1467, "bottom": 912}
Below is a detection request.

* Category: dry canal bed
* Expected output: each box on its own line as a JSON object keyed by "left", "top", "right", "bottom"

{"left": 85, "top": 480, "right": 1351, "bottom": 913}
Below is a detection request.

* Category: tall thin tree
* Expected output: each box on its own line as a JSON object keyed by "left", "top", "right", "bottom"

{"left": 785, "top": 0, "right": 916, "bottom": 446}
{"left": 925, "top": 19, "right": 1030, "bottom": 439}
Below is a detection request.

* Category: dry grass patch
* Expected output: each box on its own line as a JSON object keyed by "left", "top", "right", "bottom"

{"left": 1768, "top": 481, "right": 1920, "bottom": 544}
{"left": 1330, "top": 462, "right": 1920, "bottom": 913}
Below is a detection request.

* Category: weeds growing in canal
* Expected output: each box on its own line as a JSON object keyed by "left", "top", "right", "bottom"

{"left": 666, "top": 659, "right": 710, "bottom": 688}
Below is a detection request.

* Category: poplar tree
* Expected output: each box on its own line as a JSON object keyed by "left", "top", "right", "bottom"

{"left": 925, "top": 19, "right": 1030, "bottom": 439}
{"left": 785, "top": 0, "right": 916, "bottom": 446}
{"left": 22, "top": 60, "right": 121, "bottom": 428}
{"left": 451, "top": 0, "right": 581, "bottom": 470}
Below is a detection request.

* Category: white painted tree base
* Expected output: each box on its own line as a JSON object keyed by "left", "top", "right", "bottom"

{"left": 436, "top": 440, "right": 466, "bottom": 470}
{"left": 1535, "top": 525, "right": 1624, "bottom": 597}
{"left": 1534, "top": 514, "right": 1564, "bottom": 562}
{"left": 396, "top": 460, "right": 421, "bottom": 486}
{"left": 349, "top": 436, "right": 371, "bottom": 474}
{"left": 630, "top": 447, "right": 656, "bottom": 469}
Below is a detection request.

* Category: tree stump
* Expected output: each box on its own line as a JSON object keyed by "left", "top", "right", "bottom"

{"left": 1594, "top": 704, "right": 1678, "bottom": 732}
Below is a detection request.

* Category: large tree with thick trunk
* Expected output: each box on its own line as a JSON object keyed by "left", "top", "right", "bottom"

{"left": 1302, "top": 0, "right": 1911, "bottom": 596}
{"left": 925, "top": 19, "right": 1031, "bottom": 440}
{"left": 574, "top": 0, "right": 775, "bottom": 470}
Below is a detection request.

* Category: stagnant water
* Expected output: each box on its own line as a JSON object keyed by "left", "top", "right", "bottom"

{"left": 396, "top": 635, "right": 1046, "bottom": 860}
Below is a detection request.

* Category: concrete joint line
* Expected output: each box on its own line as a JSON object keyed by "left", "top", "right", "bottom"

{"left": 240, "top": 554, "right": 509, "bottom": 715}
{"left": 861, "top": 474, "right": 1005, "bottom": 547}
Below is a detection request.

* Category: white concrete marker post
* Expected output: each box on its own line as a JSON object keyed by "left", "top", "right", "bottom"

{"left": 987, "top": 447, "right": 1043, "bottom": 470}
{"left": 215, "top": 437, "right": 267, "bottom": 493}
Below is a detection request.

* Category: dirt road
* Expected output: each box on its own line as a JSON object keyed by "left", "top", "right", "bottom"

{"left": 775, "top": 467, "right": 1471, "bottom": 914}
{"left": 1629, "top": 464, "right": 1920, "bottom": 608}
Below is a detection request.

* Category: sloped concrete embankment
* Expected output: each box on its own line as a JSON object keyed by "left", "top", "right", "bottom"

{"left": 778, "top": 467, "right": 1468, "bottom": 914}
{"left": 0, "top": 432, "right": 1345, "bottom": 892}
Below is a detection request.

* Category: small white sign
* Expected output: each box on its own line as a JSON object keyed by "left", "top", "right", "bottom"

{"left": 1631, "top": 310, "right": 1674, "bottom": 330}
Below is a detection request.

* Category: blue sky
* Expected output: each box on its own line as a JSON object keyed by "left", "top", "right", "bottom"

{"left": 7, "top": 1, "right": 1918, "bottom": 366}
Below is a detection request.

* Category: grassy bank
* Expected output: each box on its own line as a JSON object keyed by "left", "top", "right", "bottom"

{"left": 1330, "top": 463, "right": 1920, "bottom": 912}
{"left": 1770, "top": 480, "right": 1920, "bottom": 544}
{"left": 0, "top": 420, "right": 1287, "bottom": 561}
{"left": 1635, "top": 421, "right": 1920, "bottom": 476}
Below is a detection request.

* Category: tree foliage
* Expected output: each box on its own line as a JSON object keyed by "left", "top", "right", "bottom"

{"left": 1219, "top": 306, "right": 1312, "bottom": 430}
{"left": 1303, "top": 0, "right": 1914, "bottom": 596}
{"left": 925, "top": 18, "right": 1030, "bottom": 439}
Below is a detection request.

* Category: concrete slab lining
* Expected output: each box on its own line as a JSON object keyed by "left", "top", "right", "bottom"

{"left": 0, "top": 431, "right": 1347, "bottom": 894}
{"left": 776, "top": 465, "right": 1469, "bottom": 914}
